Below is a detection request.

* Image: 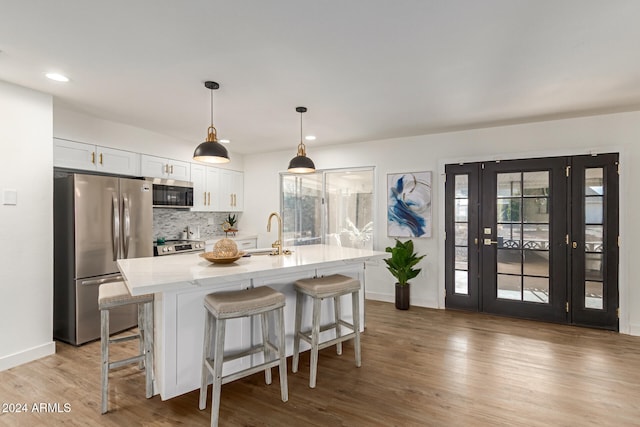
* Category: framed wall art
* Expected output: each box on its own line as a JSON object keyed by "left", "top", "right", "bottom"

{"left": 387, "top": 171, "right": 432, "bottom": 238}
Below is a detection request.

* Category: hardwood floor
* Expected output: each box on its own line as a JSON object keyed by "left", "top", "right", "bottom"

{"left": 2, "top": 300, "right": 640, "bottom": 426}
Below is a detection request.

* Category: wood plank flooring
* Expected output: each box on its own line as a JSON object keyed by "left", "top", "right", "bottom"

{"left": 2, "top": 300, "right": 640, "bottom": 426}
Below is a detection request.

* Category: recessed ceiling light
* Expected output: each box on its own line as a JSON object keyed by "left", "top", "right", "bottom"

{"left": 45, "top": 73, "right": 69, "bottom": 82}
{"left": 305, "top": 135, "right": 316, "bottom": 141}
{"left": 219, "top": 139, "right": 230, "bottom": 144}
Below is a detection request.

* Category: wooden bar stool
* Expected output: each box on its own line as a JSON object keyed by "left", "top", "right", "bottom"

{"left": 292, "top": 274, "right": 361, "bottom": 388}
{"left": 98, "top": 281, "right": 154, "bottom": 414}
{"left": 199, "top": 286, "right": 288, "bottom": 427}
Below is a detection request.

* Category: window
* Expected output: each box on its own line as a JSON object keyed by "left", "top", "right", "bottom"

{"left": 281, "top": 168, "right": 375, "bottom": 249}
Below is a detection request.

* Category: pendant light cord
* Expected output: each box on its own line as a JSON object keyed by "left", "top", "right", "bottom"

{"left": 210, "top": 88, "right": 214, "bottom": 127}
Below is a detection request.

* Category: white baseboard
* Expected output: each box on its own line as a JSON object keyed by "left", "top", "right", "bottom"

{"left": 0, "top": 341, "right": 56, "bottom": 372}
{"left": 627, "top": 322, "right": 640, "bottom": 337}
{"left": 365, "top": 292, "right": 439, "bottom": 309}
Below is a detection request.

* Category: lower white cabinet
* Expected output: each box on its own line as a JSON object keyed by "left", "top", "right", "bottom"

{"left": 54, "top": 138, "right": 140, "bottom": 176}
{"left": 205, "top": 237, "right": 257, "bottom": 252}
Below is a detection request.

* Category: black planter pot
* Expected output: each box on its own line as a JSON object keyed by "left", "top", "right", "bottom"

{"left": 395, "top": 283, "right": 410, "bottom": 310}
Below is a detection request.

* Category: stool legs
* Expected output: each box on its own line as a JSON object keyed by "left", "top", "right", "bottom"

{"left": 101, "top": 301, "right": 153, "bottom": 414}
{"left": 352, "top": 291, "right": 361, "bottom": 368}
{"left": 100, "top": 309, "right": 109, "bottom": 414}
{"left": 261, "top": 312, "right": 272, "bottom": 385}
{"left": 292, "top": 291, "right": 303, "bottom": 374}
{"left": 199, "top": 311, "right": 213, "bottom": 410}
{"left": 211, "top": 318, "right": 226, "bottom": 427}
{"left": 334, "top": 296, "right": 342, "bottom": 356}
{"left": 277, "top": 307, "right": 289, "bottom": 402}
{"left": 143, "top": 301, "right": 154, "bottom": 397}
{"left": 309, "top": 296, "right": 322, "bottom": 388}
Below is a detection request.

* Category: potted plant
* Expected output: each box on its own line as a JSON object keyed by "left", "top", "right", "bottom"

{"left": 222, "top": 214, "right": 238, "bottom": 235}
{"left": 384, "top": 239, "right": 425, "bottom": 310}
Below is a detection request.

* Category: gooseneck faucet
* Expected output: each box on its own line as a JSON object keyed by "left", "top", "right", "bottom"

{"left": 267, "top": 212, "right": 283, "bottom": 255}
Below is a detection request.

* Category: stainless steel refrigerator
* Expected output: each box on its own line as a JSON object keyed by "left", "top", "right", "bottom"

{"left": 54, "top": 173, "right": 153, "bottom": 345}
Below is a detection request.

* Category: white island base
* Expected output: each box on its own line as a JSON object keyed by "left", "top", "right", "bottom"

{"left": 117, "top": 244, "right": 386, "bottom": 400}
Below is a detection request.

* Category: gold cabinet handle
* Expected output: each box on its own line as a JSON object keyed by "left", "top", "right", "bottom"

{"left": 203, "top": 192, "right": 207, "bottom": 205}
{"left": 170, "top": 165, "right": 174, "bottom": 174}
{"left": 164, "top": 164, "right": 169, "bottom": 173}
{"left": 99, "top": 153, "right": 103, "bottom": 165}
{"left": 91, "top": 152, "right": 96, "bottom": 164}
{"left": 207, "top": 192, "right": 211, "bottom": 206}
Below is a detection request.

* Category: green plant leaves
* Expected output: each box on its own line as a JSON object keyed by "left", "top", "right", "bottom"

{"left": 384, "top": 239, "right": 425, "bottom": 286}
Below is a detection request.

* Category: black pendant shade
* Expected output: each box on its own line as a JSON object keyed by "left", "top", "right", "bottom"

{"left": 287, "top": 106, "right": 315, "bottom": 173}
{"left": 193, "top": 81, "right": 230, "bottom": 164}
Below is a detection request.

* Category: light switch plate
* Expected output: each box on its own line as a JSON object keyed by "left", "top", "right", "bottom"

{"left": 3, "top": 189, "right": 17, "bottom": 205}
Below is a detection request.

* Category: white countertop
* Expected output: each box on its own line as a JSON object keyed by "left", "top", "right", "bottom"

{"left": 118, "top": 244, "right": 387, "bottom": 296}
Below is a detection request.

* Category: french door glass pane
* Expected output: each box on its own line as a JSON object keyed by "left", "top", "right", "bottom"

{"left": 584, "top": 167, "right": 604, "bottom": 310}
{"left": 497, "top": 274, "right": 520, "bottom": 300}
{"left": 454, "top": 175, "right": 470, "bottom": 295}
{"left": 496, "top": 171, "right": 550, "bottom": 304}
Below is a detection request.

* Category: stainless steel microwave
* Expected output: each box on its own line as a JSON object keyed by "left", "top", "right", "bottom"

{"left": 149, "top": 178, "right": 194, "bottom": 208}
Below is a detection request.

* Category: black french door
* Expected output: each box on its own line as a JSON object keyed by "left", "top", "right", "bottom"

{"left": 445, "top": 154, "right": 619, "bottom": 330}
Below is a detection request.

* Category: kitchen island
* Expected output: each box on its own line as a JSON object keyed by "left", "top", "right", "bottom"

{"left": 117, "top": 244, "right": 386, "bottom": 400}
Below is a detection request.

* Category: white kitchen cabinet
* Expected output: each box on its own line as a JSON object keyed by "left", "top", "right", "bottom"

{"left": 219, "top": 169, "right": 244, "bottom": 212}
{"left": 140, "top": 154, "right": 190, "bottom": 181}
{"left": 205, "top": 236, "right": 257, "bottom": 252}
{"left": 190, "top": 163, "right": 220, "bottom": 211}
{"left": 53, "top": 138, "right": 140, "bottom": 176}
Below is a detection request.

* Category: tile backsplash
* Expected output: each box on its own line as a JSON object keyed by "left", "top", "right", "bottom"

{"left": 153, "top": 209, "right": 240, "bottom": 241}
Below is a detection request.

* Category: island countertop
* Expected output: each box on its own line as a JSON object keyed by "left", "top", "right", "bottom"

{"left": 117, "top": 244, "right": 387, "bottom": 296}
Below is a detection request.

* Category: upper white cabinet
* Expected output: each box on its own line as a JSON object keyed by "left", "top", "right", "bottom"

{"left": 219, "top": 169, "right": 244, "bottom": 212}
{"left": 54, "top": 138, "right": 140, "bottom": 176}
{"left": 140, "top": 155, "right": 190, "bottom": 181}
{"left": 190, "top": 164, "right": 220, "bottom": 211}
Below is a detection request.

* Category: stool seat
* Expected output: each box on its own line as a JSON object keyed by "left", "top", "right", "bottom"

{"left": 200, "top": 286, "right": 288, "bottom": 427}
{"left": 292, "top": 274, "right": 362, "bottom": 388}
{"left": 99, "top": 281, "right": 153, "bottom": 414}
{"left": 204, "top": 286, "right": 285, "bottom": 319}
{"left": 294, "top": 274, "right": 360, "bottom": 297}
{"left": 99, "top": 281, "right": 153, "bottom": 309}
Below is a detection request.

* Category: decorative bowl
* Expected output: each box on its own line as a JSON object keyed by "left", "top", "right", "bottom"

{"left": 200, "top": 251, "right": 245, "bottom": 264}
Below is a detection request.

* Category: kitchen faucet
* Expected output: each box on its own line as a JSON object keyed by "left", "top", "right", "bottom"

{"left": 267, "top": 212, "right": 283, "bottom": 255}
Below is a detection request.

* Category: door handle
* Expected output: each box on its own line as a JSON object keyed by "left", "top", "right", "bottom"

{"left": 483, "top": 238, "right": 499, "bottom": 246}
{"left": 112, "top": 194, "right": 120, "bottom": 261}
{"left": 122, "top": 195, "right": 131, "bottom": 258}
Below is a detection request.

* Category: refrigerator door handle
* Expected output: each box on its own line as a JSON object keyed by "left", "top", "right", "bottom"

{"left": 79, "top": 275, "right": 123, "bottom": 286}
{"left": 123, "top": 194, "right": 131, "bottom": 259}
{"left": 112, "top": 194, "right": 120, "bottom": 261}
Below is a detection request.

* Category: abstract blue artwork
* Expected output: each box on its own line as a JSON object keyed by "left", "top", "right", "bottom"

{"left": 387, "top": 171, "right": 432, "bottom": 238}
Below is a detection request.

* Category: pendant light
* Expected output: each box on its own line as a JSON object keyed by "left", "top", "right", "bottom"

{"left": 287, "top": 106, "right": 316, "bottom": 173}
{"left": 193, "top": 81, "right": 230, "bottom": 164}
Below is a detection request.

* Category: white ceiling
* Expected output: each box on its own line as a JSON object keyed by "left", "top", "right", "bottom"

{"left": 2, "top": 1, "right": 640, "bottom": 156}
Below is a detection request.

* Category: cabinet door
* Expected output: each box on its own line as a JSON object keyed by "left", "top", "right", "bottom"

{"left": 140, "top": 155, "right": 169, "bottom": 178}
{"left": 190, "top": 164, "right": 207, "bottom": 211}
{"left": 205, "top": 167, "right": 220, "bottom": 211}
{"left": 169, "top": 160, "right": 191, "bottom": 182}
{"left": 53, "top": 138, "right": 96, "bottom": 170}
{"left": 97, "top": 146, "right": 140, "bottom": 176}
{"left": 231, "top": 171, "right": 244, "bottom": 211}
{"left": 235, "top": 238, "right": 257, "bottom": 251}
{"left": 219, "top": 169, "right": 243, "bottom": 211}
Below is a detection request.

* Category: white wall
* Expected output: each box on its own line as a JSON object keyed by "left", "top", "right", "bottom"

{"left": 53, "top": 106, "right": 245, "bottom": 171}
{"left": 0, "top": 81, "right": 55, "bottom": 370}
{"left": 243, "top": 111, "right": 640, "bottom": 335}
